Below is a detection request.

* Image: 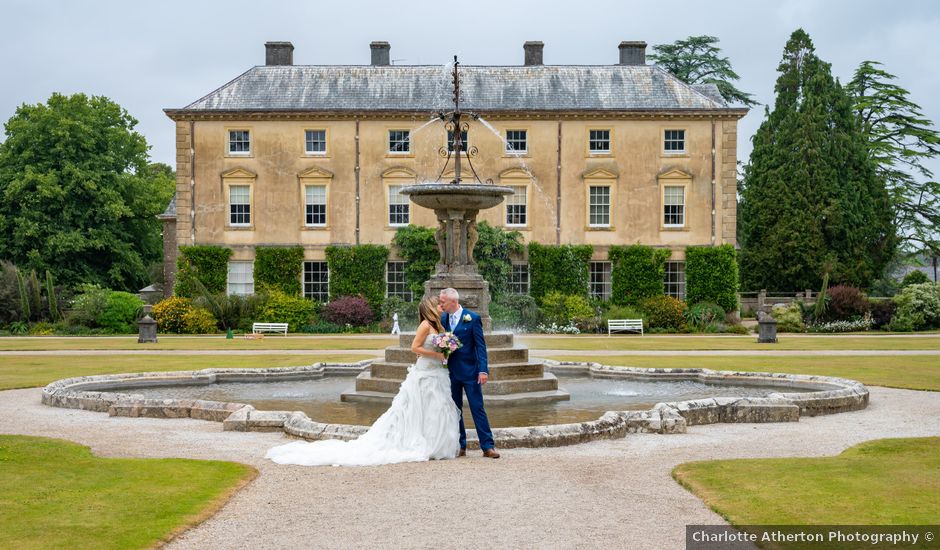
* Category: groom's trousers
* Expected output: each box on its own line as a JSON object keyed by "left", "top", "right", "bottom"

{"left": 450, "top": 379, "right": 495, "bottom": 450}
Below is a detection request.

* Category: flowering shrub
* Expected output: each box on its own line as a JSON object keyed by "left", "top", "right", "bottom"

{"left": 536, "top": 322, "right": 581, "bottom": 334}
{"left": 819, "top": 285, "right": 869, "bottom": 323}
{"left": 808, "top": 315, "right": 872, "bottom": 333}
{"left": 640, "top": 295, "right": 687, "bottom": 331}
{"left": 890, "top": 282, "right": 940, "bottom": 331}
{"left": 182, "top": 308, "right": 218, "bottom": 334}
{"left": 152, "top": 296, "right": 195, "bottom": 333}
{"left": 321, "top": 295, "right": 374, "bottom": 327}
{"left": 256, "top": 291, "right": 316, "bottom": 332}
{"left": 771, "top": 303, "right": 805, "bottom": 333}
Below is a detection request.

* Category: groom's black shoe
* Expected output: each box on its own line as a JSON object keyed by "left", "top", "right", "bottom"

{"left": 482, "top": 448, "right": 500, "bottom": 459}
{"left": 458, "top": 448, "right": 466, "bottom": 457}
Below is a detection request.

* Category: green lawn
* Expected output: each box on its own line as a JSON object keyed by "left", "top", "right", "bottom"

{"left": 0, "top": 354, "right": 372, "bottom": 391}
{"left": 522, "top": 335, "right": 940, "bottom": 351}
{"left": 0, "top": 435, "right": 256, "bottom": 550}
{"left": 673, "top": 438, "right": 940, "bottom": 549}
{"left": 552, "top": 355, "right": 940, "bottom": 392}
{"left": 0, "top": 335, "right": 395, "bottom": 351}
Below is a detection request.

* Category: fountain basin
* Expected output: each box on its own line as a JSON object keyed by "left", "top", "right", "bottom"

{"left": 400, "top": 183, "right": 515, "bottom": 211}
{"left": 41, "top": 361, "right": 870, "bottom": 449}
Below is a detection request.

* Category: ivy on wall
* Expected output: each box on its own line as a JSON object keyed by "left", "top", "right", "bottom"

{"left": 325, "top": 244, "right": 389, "bottom": 310}
{"left": 174, "top": 245, "right": 232, "bottom": 297}
{"left": 609, "top": 244, "right": 671, "bottom": 306}
{"left": 527, "top": 243, "right": 593, "bottom": 303}
{"left": 391, "top": 225, "right": 438, "bottom": 296}
{"left": 685, "top": 244, "right": 739, "bottom": 311}
{"left": 254, "top": 246, "right": 304, "bottom": 296}
{"left": 475, "top": 222, "right": 524, "bottom": 301}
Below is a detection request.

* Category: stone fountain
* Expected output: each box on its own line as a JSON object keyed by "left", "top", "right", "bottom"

{"left": 341, "top": 57, "right": 569, "bottom": 405}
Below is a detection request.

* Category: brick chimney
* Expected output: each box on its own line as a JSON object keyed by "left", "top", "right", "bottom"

{"left": 618, "top": 41, "right": 647, "bottom": 65}
{"left": 523, "top": 41, "right": 544, "bottom": 66}
{"left": 265, "top": 41, "right": 294, "bottom": 66}
{"left": 371, "top": 41, "right": 391, "bottom": 66}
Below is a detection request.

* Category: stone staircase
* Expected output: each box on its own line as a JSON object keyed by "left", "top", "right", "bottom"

{"left": 340, "top": 332, "right": 569, "bottom": 405}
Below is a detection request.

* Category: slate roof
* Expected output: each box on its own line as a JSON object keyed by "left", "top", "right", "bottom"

{"left": 157, "top": 193, "right": 176, "bottom": 220}
{"left": 168, "top": 65, "right": 745, "bottom": 114}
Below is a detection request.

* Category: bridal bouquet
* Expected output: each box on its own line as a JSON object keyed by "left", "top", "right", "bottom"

{"left": 431, "top": 332, "right": 462, "bottom": 367}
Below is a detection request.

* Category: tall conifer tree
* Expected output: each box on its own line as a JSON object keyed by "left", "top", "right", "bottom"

{"left": 739, "top": 30, "right": 895, "bottom": 291}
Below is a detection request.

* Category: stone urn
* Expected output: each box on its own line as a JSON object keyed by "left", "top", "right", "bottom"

{"left": 400, "top": 183, "right": 514, "bottom": 330}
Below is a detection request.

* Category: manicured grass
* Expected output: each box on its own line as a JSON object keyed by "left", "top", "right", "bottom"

{"left": 522, "top": 335, "right": 940, "bottom": 351}
{"left": 673, "top": 438, "right": 940, "bottom": 546}
{"left": 552, "top": 355, "right": 940, "bottom": 392}
{"left": 0, "top": 335, "right": 395, "bottom": 351}
{"left": 0, "top": 435, "right": 256, "bottom": 550}
{"left": 0, "top": 354, "right": 372, "bottom": 391}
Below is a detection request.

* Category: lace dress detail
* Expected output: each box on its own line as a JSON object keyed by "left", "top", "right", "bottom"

{"left": 265, "top": 333, "right": 460, "bottom": 466}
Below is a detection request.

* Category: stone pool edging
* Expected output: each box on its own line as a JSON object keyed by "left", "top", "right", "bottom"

{"left": 40, "top": 361, "right": 869, "bottom": 449}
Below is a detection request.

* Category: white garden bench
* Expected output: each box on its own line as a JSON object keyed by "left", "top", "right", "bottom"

{"left": 607, "top": 319, "right": 644, "bottom": 336}
{"left": 251, "top": 322, "right": 288, "bottom": 336}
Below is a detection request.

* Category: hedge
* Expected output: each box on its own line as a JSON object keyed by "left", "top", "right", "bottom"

{"left": 685, "top": 244, "right": 739, "bottom": 312}
{"left": 325, "top": 244, "right": 389, "bottom": 310}
{"left": 174, "top": 246, "right": 232, "bottom": 297}
{"left": 609, "top": 244, "right": 671, "bottom": 306}
{"left": 527, "top": 243, "right": 593, "bottom": 303}
{"left": 392, "top": 225, "right": 438, "bottom": 296}
{"left": 254, "top": 246, "right": 304, "bottom": 295}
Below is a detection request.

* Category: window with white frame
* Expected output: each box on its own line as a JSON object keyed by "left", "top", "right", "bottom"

{"left": 305, "top": 185, "right": 326, "bottom": 226}
{"left": 228, "top": 130, "right": 250, "bottom": 154}
{"left": 589, "top": 129, "right": 610, "bottom": 153}
{"left": 305, "top": 130, "right": 326, "bottom": 154}
{"left": 506, "top": 130, "right": 527, "bottom": 154}
{"left": 388, "top": 185, "right": 409, "bottom": 225}
{"left": 663, "top": 185, "right": 685, "bottom": 227}
{"left": 229, "top": 185, "right": 250, "bottom": 225}
{"left": 303, "top": 261, "right": 329, "bottom": 302}
{"left": 447, "top": 130, "right": 469, "bottom": 152}
{"left": 664, "top": 261, "right": 686, "bottom": 300}
{"left": 227, "top": 261, "right": 254, "bottom": 296}
{"left": 388, "top": 130, "right": 410, "bottom": 153}
{"left": 589, "top": 185, "right": 611, "bottom": 227}
{"left": 505, "top": 186, "right": 527, "bottom": 226}
{"left": 664, "top": 129, "right": 685, "bottom": 153}
{"left": 509, "top": 263, "right": 529, "bottom": 295}
{"left": 386, "top": 261, "right": 412, "bottom": 301}
{"left": 590, "top": 261, "right": 611, "bottom": 301}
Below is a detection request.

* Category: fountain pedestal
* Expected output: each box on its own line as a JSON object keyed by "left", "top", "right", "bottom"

{"left": 341, "top": 332, "right": 570, "bottom": 405}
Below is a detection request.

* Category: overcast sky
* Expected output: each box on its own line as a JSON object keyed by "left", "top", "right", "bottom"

{"left": 2, "top": 0, "right": 939, "bottom": 176}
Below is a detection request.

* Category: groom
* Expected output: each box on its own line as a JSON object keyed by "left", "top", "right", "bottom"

{"left": 438, "top": 288, "right": 500, "bottom": 458}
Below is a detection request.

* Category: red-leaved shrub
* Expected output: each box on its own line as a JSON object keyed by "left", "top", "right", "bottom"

{"left": 821, "top": 285, "right": 870, "bottom": 322}
{"left": 321, "top": 295, "right": 374, "bottom": 327}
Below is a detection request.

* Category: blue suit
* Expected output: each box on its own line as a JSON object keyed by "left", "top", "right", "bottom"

{"left": 442, "top": 309, "right": 495, "bottom": 450}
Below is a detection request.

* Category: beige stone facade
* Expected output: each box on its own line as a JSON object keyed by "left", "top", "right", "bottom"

{"left": 163, "top": 41, "right": 746, "bottom": 299}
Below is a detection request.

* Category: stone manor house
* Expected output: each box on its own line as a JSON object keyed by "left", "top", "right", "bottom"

{"left": 160, "top": 41, "right": 746, "bottom": 302}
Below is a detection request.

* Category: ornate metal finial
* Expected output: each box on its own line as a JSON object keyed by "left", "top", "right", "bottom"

{"left": 434, "top": 55, "right": 484, "bottom": 185}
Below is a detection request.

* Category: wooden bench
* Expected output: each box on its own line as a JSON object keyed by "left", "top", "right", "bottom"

{"left": 251, "top": 322, "right": 288, "bottom": 336}
{"left": 607, "top": 319, "right": 643, "bottom": 336}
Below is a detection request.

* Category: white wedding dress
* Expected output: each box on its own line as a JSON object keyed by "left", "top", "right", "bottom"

{"left": 265, "top": 333, "right": 461, "bottom": 466}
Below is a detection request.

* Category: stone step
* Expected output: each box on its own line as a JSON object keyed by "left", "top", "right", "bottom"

{"left": 385, "top": 346, "right": 528, "bottom": 365}
{"left": 398, "top": 332, "right": 514, "bottom": 349}
{"left": 340, "top": 388, "right": 570, "bottom": 406}
{"left": 352, "top": 372, "right": 560, "bottom": 396}
{"left": 370, "top": 361, "right": 543, "bottom": 381}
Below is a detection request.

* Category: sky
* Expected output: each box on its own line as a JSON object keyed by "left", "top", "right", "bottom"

{"left": 2, "top": 0, "right": 939, "bottom": 176}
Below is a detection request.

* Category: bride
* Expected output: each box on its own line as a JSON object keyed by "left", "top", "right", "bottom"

{"left": 265, "top": 296, "right": 461, "bottom": 466}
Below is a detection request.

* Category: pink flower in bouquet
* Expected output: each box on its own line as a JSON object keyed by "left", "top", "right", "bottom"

{"left": 432, "top": 332, "right": 462, "bottom": 368}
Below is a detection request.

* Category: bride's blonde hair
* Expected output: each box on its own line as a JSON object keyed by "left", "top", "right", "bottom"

{"left": 418, "top": 296, "right": 445, "bottom": 333}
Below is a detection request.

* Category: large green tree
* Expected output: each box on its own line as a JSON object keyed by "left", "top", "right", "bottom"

{"left": 648, "top": 35, "right": 757, "bottom": 106}
{"left": 739, "top": 29, "right": 896, "bottom": 291}
{"left": 847, "top": 61, "right": 940, "bottom": 256}
{"left": 0, "top": 93, "right": 173, "bottom": 291}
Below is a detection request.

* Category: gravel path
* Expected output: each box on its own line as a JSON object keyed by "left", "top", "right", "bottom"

{"left": 3, "top": 349, "right": 939, "bottom": 357}
{"left": 2, "top": 386, "right": 939, "bottom": 549}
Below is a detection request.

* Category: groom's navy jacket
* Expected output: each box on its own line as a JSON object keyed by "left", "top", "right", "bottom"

{"left": 441, "top": 309, "right": 488, "bottom": 382}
